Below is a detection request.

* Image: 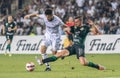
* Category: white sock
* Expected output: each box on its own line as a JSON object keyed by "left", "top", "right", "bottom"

{"left": 5, "top": 49, "right": 9, "bottom": 53}
{"left": 41, "top": 54, "right": 50, "bottom": 68}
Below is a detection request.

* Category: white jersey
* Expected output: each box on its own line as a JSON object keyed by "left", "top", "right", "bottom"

{"left": 38, "top": 14, "right": 64, "bottom": 51}
{"left": 38, "top": 14, "right": 64, "bottom": 35}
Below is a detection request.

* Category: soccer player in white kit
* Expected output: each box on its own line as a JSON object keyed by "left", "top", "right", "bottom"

{"left": 24, "top": 9, "right": 65, "bottom": 71}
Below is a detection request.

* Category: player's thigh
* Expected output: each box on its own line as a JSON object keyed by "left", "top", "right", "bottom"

{"left": 65, "top": 45, "right": 76, "bottom": 56}
{"left": 55, "top": 49, "right": 69, "bottom": 57}
{"left": 6, "top": 35, "right": 13, "bottom": 43}
{"left": 79, "top": 57, "right": 88, "bottom": 65}
{"left": 51, "top": 37, "right": 61, "bottom": 51}
{"left": 41, "top": 38, "right": 51, "bottom": 47}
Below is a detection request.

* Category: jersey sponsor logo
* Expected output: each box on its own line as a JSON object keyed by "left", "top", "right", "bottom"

{"left": 73, "top": 39, "right": 79, "bottom": 42}
{"left": 80, "top": 27, "right": 84, "bottom": 31}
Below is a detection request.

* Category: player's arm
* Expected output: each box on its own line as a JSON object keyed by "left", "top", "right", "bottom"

{"left": 87, "top": 19, "right": 102, "bottom": 35}
{"left": 24, "top": 13, "right": 39, "bottom": 19}
{"left": 8, "top": 23, "right": 17, "bottom": 32}
{"left": 11, "top": 25, "right": 17, "bottom": 31}
{"left": 1, "top": 25, "right": 5, "bottom": 35}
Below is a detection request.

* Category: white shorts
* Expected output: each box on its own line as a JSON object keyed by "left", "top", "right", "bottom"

{"left": 41, "top": 34, "right": 61, "bottom": 51}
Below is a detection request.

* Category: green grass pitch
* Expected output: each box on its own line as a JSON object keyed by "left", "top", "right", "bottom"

{"left": 0, "top": 54, "right": 120, "bottom": 78}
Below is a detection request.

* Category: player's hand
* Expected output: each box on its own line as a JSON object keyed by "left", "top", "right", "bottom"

{"left": 64, "top": 27, "right": 71, "bottom": 32}
{"left": 24, "top": 15, "right": 30, "bottom": 19}
{"left": 8, "top": 27, "right": 12, "bottom": 32}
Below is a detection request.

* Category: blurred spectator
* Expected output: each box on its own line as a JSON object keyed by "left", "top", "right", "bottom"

{"left": 0, "top": 0, "right": 11, "bottom": 15}
{"left": 66, "top": 16, "right": 75, "bottom": 27}
{"left": 0, "top": 0, "right": 120, "bottom": 36}
{"left": 116, "top": 27, "right": 120, "bottom": 34}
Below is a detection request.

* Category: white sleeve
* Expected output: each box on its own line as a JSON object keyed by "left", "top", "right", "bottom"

{"left": 54, "top": 15, "right": 65, "bottom": 27}
{"left": 38, "top": 14, "right": 45, "bottom": 19}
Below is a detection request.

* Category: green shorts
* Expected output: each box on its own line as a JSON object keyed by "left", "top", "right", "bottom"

{"left": 6, "top": 35, "right": 13, "bottom": 41}
{"left": 65, "top": 44, "right": 85, "bottom": 59}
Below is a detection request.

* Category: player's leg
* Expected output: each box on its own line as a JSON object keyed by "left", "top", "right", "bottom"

{"left": 5, "top": 39, "right": 9, "bottom": 55}
{"left": 79, "top": 57, "right": 105, "bottom": 70}
{"left": 76, "top": 46, "right": 105, "bottom": 70}
{"left": 40, "top": 38, "right": 51, "bottom": 71}
{"left": 51, "top": 35, "right": 61, "bottom": 55}
{"left": 43, "top": 49, "right": 69, "bottom": 63}
{"left": 5, "top": 39, "right": 12, "bottom": 56}
{"left": 40, "top": 45, "right": 74, "bottom": 64}
{"left": 40, "top": 45, "right": 51, "bottom": 71}
{"left": 79, "top": 56, "right": 99, "bottom": 68}
{"left": 5, "top": 35, "right": 12, "bottom": 56}
{"left": 35, "top": 49, "right": 69, "bottom": 65}
{"left": 8, "top": 35, "right": 13, "bottom": 56}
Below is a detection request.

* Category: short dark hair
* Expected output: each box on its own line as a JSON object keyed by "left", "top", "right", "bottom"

{"left": 45, "top": 9, "right": 53, "bottom": 15}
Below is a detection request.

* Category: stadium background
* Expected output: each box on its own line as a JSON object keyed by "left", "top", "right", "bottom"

{"left": 0, "top": 0, "right": 120, "bottom": 36}
{"left": 0, "top": 0, "right": 120, "bottom": 78}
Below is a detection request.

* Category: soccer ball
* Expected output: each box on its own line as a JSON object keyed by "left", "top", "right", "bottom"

{"left": 25, "top": 62, "right": 35, "bottom": 72}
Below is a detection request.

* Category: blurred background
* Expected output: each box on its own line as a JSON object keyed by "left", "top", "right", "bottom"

{"left": 0, "top": 0, "right": 120, "bottom": 36}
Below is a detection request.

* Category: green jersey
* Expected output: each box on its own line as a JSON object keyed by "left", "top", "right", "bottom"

{"left": 70, "top": 25, "right": 90, "bottom": 46}
{"left": 4, "top": 21, "right": 16, "bottom": 35}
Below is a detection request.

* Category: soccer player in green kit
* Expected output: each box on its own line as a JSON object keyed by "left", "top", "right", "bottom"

{"left": 35, "top": 16, "right": 105, "bottom": 70}
{"left": 2, "top": 15, "right": 17, "bottom": 56}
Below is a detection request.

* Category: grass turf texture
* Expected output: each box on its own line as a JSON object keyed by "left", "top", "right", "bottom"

{"left": 0, "top": 54, "right": 120, "bottom": 78}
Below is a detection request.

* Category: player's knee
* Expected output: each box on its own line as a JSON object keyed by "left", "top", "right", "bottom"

{"left": 41, "top": 49, "right": 46, "bottom": 53}
{"left": 79, "top": 57, "right": 87, "bottom": 66}
{"left": 7, "top": 39, "right": 11, "bottom": 43}
{"left": 80, "top": 62, "right": 86, "bottom": 66}
{"left": 40, "top": 46, "right": 47, "bottom": 53}
{"left": 79, "top": 59, "right": 87, "bottom": 66}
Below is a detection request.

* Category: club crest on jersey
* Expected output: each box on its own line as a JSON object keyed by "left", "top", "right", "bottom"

{"left": 10, "top": 24, "right": 13, "bottom": 27}
{"left": 80, "top": 27, "right": 84, "bottom": 31}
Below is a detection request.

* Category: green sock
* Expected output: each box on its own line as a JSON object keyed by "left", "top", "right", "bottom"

{"left": 8, "top": 44, "right": 11, "bottom": 52}
{"left": 87, "top": 62, "right": 99, "bottom": 69}
{"left": 7, "top": 44, "right": 11, "bottom": 52}
{"left": 6, "top": 44, "right": 10, "bottom": 51}
{"left": 42, "top": 56, "right": 58, "bottom": 63}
